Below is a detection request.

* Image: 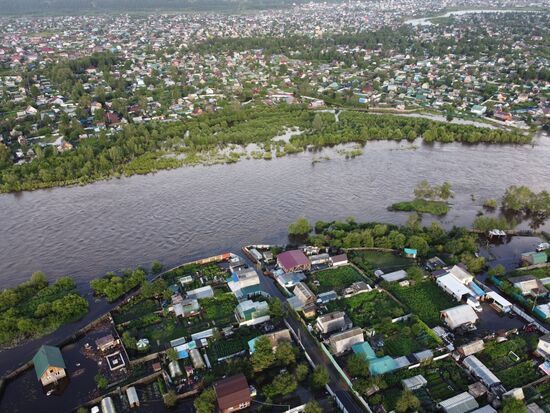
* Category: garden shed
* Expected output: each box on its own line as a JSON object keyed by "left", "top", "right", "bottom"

{"left": 441, "top": 305, "right": 478, "bottom": 330}
{"left": 438, "top": 392, "right": 479, "bottom": 413}
{"left": 402, "top": 374, "right": 427, "bottom": 391}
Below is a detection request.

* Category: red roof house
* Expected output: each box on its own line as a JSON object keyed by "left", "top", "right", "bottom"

{"left": 277, "top": 250, "right": 311, "bottom": 273}
{"left": 213, "top": 373, "right": 251, "bottom": 413}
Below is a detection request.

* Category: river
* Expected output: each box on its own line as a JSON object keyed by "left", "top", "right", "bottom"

{"left": 1, "top": 135, "right": 550, "bottom": 292}
{"left": 406, "top": 8, "right": 541, "bottom": 26}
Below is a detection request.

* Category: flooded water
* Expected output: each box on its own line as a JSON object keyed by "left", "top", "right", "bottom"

{"left": 1, "top": 136, "right": 550, "bottom": 292}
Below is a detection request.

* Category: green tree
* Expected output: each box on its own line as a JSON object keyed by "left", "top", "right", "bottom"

{"left": 395, "top": 390, "right": 420, "bottom": 412}
{"left": 346, "top": 354, "right": 370, "bottom": 378}
{"left": 295, "top": 363, "right": 309, "bottom": 382}
{"left": 151, "top": 260, "right": 164, "bottom": 274}
{"left": 488, "top": 264, "right": 506, "bottom": 277}
{"left": 95, "top": 374, "right": 108, "bottom": 390}
{"left": 288, "top": 217, "right": 312, "bottom": 236}
{"left": 304, "top": 400, "right": 323, "bottom": 413}
{"left": 166, "top": 347, "right": 179, "bottom": 362}
{"left": 194, "top": 388, "right": 216, "bottom": 413}
{"left": 251, "top": 336, "right": 275, "bottom": 372}
{"left": 407, "top": 236, "right": 429, "bottom": 256}
{"left": 312, "top": 366, "right": 329, "bottom": 389}
{"left": 268, "top": 297, "right": 285, "bottom": 319}
{"left": 163, "top": 390, "right": 178, "bottom": 407}
{"left": 264, "top": 372, "right": 297, "bottom": 400}
{"left": 501, "top": 397, "right": 527, "bottom": 413}
{"left": 275, "top": 342, "right": 296, "bottom": 366}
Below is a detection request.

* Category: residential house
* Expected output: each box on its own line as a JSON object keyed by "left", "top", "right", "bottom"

{"left": 235, "top": 300, "right": 270, "bottom": 326}
{"left": 438, "top": 392, "right": 479, "bottom": 413}
{"left": 329, "top": 327, "right": 364, "bottom": 355}
{"left": 440, "top": 305, "right": 478, "bottom": 330}
{"left": 330, "top": 254, "right": 348, "bottom": 267}
{"left": 509, "top": 275, "right": 548, "bottom": 298}
{"left": 293, "top": 282, "right": 316, "bottom": 306}
{"left": 213, "top": 373, "right": 251, "bottom": 413}
{"left": 316, "top": 311, "right": 347, "bottom": 334}
{"left": 537, "top": 335, "right": 550, "bottom": 358}
{"left": 32, "top": 345, "right": 67, "bottom": 387}
{"left": 277, "top": 250, "right": 311, "bottom": 273}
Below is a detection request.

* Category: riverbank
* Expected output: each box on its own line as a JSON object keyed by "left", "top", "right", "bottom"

{"left": 0, "top": 106, "right": 532, "bottom": 194}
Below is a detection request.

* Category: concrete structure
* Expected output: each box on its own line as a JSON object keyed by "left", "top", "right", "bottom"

{"left": 32, "top": 345, "right": 66, "bottom": 387}
{"left": 316, "top": 311, "right": 347, "bottom": 334}
{"left": 213, "top": 373, "right": 251, "bottom": 413}
{"left": 329, "top": 327, "right": 364, "bottom": 355}
{"left": 441, "top": 305, "right": 478, "bottom": 330}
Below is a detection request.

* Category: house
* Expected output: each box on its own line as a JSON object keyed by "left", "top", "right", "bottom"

{"left": 32, "top": 345, "right": 67, "bottom": 387}
{"left": 509, "top": 275, "right": 548, "bottom": 297}
{"left": 317, "top": 290, "right": 338, "bottom": 304}
{"left": 186, "top": 285, "right": 214, "bottom": 300}
{"left": 352, "top": 341, "right": 398, "bottom": 375}
{"left": 440, "top": 305, "right": 478, "bottom": 330}
{"left": 425, "top": 256, "right": 446, "bottom": 271}
{"left": 329, "top": 327, "right": 364, "bottom": 355}
{"left": 310, "top": 253, "right": 330, "bottom": 266}
{"left": 228, "top": 267, "right": 262, "bottom": 299}
{"left": 95, "top": 334, "right": 117, "bottom": 352}
{"left": 457, "top": 340, "right": 485, "bottom": 357}
{"left": 174, "top": 298, "right": 201, "bottom": 317}
{"left": 342, "top": 281, "right": 371, "bottom": 297}
{"left": 275, "top": 271, "right": 306, "bottom": 288}
{"left": 316, "top": 311, "right": 347, "bottom": 334}
{"left": 471, "top": 105, "right": 487, "bottom": 116}
{"left": 293, "top": 282, "right": 316, "bottom": 306}
{"left": 438, "top": 392, "right": 479, "bottom": 413}
{"left": 537, "top": 335, "right": 550, "bottom": 358}
{"left": 330, "top": 254, "right": 348, "bottom": 267}
{"left": 522, "top": 251, "right": 547, "bottom": 266}
{"left": 448, "top": 265, "right": 474, "bottom": 285}
{"left": 494, "top": 110, "right": 512, "bottom": 122}
{"left": 213, "top": 373, "right": 251, "bottom": 413}
{"left": 437, "top": 274, "right": 474, "bottom": 301}
{"left": 277, "top": 250, "right": 311, "bottom": 273}
{"left": 235, "top": 300, "right": 270, "bottom": 326}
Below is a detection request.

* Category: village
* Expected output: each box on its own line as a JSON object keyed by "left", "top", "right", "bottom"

{"left": 0, "top": 0, "right": 548, "bottom": 167}
{"left": 4, "top": 222, "right": 550, "bottom": 413}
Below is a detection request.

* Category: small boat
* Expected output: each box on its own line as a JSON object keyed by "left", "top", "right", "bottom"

{"left": 46, "top": 389, "right": 54, "bottom": 396}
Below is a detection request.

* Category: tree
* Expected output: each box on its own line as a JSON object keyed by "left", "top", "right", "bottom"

{"left": 395, "top": 390, "right": 420, "bottom": 412}
{"left": 311, "top": 366, "right": 329, "bottom": 389}
{"left": 95, "top": 374, "right": 108, "bottom": 390}
{"left": 251, "top": 336, "right": 275, "bottom": 372}
{"left": 151, "top": 260, "right": 163, "bottom": 274}
{"left": 439, "top": 182, "right": 453, "bottom": 200}
{"left": 501, "top": 397, "right": 527, "bottom": 413}
{"left": 288, "top": 217, "right": 312, "bottom": 236}
{"left": 194, "top": 388, "right": 216, "bottom": 413}
{"left": 488, "top": 264, "right": 506, "bottom": 277}
{"left": 264, "top": 372, "right": 297, "bottom": 400}
{"left": 304, "top": 400, "right": 323, "bottom": 413}
{"left": 346, "top": 354, "right": 370, "bottom": 378}
{"left": 268, "top": 297, "right": 285, "bottom": 319}
{"left": 295, "top": 363, "right": 309, "bottom": 382}
{"left": 275, "top": 342, "right": 296, "bottom": 366}
{"left": 407, "top": 236, "right": 429, "bottom": 256}
{"left": 163, "top": 390, "right": 178, "bottom": 407}
{"left": 166, "top": 347, "right": 179, "bottom": 362}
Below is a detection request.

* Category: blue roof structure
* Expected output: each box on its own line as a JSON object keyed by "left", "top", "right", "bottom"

{"left": 178, "top": 350, "right": 189, "bottom": 360}
{"left": 353, "top": 342, "right": 398, "bottom": 376}
{"left": 404, "top": 248, "right": 417, "bottom": 256}
{"left": 469, "top": 282, "right": 486, "bottom": 297}
{"left": 352, "top": 342, "right": 376, "bottom": 360}
{"left": 248, "top": 337, "right": 259, "bottom": 353}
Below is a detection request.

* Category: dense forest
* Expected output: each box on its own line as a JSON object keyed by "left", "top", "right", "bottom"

{"left": 0, "top": 104, "right": 530, "bottom": 193}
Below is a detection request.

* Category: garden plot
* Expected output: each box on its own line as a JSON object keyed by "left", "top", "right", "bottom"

{"left": 349, "top": 251, "right": 414, "bottom": 281}
{"left": 308, "top": 265, "right": 364, "bottom": 294}
{"left": 386, "top": 281, "right": 457, "bottom": 326}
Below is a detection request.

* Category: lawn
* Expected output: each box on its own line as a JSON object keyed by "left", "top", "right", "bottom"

{"left": 496, "top": 360, "right": 541, "bottom": 389}
{"left": 386, "top": 281, "right": 457, "bottom": 326}
{"left": 389, "top": 199, "right": 449, "bottom": 216}
{"left": 349, "top": 250, "right": 414, "bottom": 278}
{"left": 309, "top": 266, "right": 363, "bottom": 293}
{"left": 327, "top": 290, "right": 406, "bottom": 329}
{"left": 507, "top": 267, "right": 550, "bottom": 280}
{"left": 113, "top": 298, "right": 159, "bottom": 324}
{"left": 200, "top": 292, "right": 238, "bottom": 322}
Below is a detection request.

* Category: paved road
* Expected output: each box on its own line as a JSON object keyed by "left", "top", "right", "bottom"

{"left": 253, "top": 263, "right": 367, "bottom": 413}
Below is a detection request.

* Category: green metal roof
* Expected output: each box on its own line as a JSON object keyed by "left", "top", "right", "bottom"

{"left": 352, "top": 342, "right": 376, "bottom": 360}
{"left": 32, "top": 345, "right": 66, "bottom": 380}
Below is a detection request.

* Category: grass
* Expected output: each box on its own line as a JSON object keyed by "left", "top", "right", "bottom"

{"left": 113, "top": 298, "right": 159, "bottom": 324}
{"left": 308, "top": 265, "right": 363, "bottom": 293}
{"left": 200, "top": 292, "right": 238, "bottom": 322}
{"left": 349, "top": 251, "right": 414, "bottom": 279}
{"left": 496, "top": 360, "right": 540, "bottom": 389}
{"left": 389, "top": 199, "right": 449, "bottom": 216}
{"left": 507, "top": 266, "right": 550, "bottom": 280}
{"left": 327, "top": 290, "right": 406, "bottom": 329}
{"left": 386, "top": 281, "right": 457, "bottom": 326}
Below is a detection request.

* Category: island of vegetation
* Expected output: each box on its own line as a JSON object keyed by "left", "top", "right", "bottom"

{"left": 389, "top": 180, "right": 453, "bottom": 216}
{"left": 0, "top": 272, "right": 89, "bottom": 349}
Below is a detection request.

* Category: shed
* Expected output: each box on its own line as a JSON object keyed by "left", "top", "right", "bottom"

{"left": 330, "top": 254, "right": 348, "bottom": 267}
{"left": 369, "top": 356, "right": 398, "bottom": 376}
{"left": 32, "top": 345, "right": 66, "bottom": 387}
{"left": 402, "top": 374, "right": 427, "bottom": 391}
{"left": 404, "top": 248, "right": 417, "bottom": 258}
{"left": 458, "top": 340, "right": 485, "bottom": 357}
{"left": 189, "top": 348, "right": 205, "bottom": 369}
{"left": 168, "top": 361, "right": 183, "bottom": 378}
{"left": 486, "top": 291, "right": 512, "bottom": 313}
{"left": 439, "top": 392, "right": 479, "bottom": 413}
{"left": 126, "top": 386, "right": 140, "bottom": 408}
{"left": 522, "top": 251, "right": 547, "bottom": 265}
{"left": 463, "top": 355, "right": 501, "bottom": 388}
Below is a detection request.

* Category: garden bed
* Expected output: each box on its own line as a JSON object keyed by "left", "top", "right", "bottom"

{"left": 308, "top": 266, "right": 364, "bottom": 294}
